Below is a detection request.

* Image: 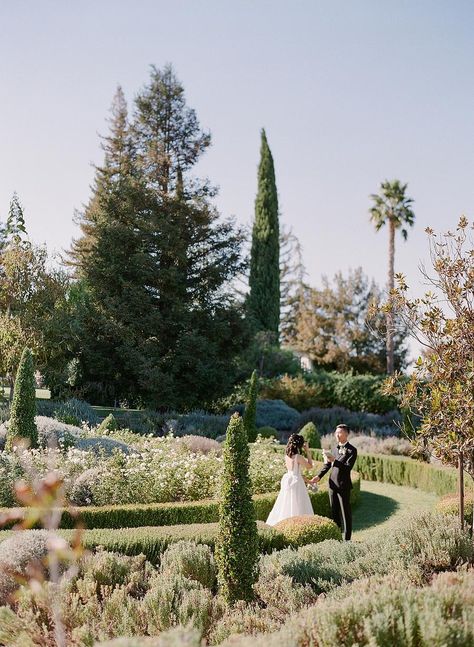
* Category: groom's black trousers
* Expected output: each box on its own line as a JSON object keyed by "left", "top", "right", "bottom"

{"left": 329, "top": 488, "right": 352, "bottom": 540}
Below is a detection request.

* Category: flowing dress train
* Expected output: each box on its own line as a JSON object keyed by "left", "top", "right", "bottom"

{"left": 266, "top": 457, "right": 314, "bottom": 526}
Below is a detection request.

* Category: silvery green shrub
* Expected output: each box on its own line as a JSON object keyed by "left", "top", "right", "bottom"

{"left": 0, "top": 530, "right": 54, "bottom": 604}
{"left": 160, "top": 540, "right": 217, "bottom": 590}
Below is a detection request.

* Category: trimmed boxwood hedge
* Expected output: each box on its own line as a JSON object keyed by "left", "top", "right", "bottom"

{"left": 273, "top": 446, "right": 465, "bottom": 498}
{"left": 436, "top": 492, "right": 474, "bottom": 526}
{"left": 0, "top": 477, "right": 360, "bottom": 531}
{"left": 275, "top": 514, "right": 341, "bottom": 547}
{"left": 65, "top": 521, "right": 287, "bottom": 562}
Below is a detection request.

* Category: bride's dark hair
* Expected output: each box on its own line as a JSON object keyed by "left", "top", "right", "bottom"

{"left": 286, "top": 433, "right": 304, "bottom": 457}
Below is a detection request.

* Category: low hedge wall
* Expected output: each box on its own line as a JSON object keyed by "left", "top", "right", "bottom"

{"left": 0, "top": 514, "right": 348, "bottom": 563}
{"left": 62, "top": 521, "right": 286, "bottom": 562}
{"left": 0, "top": 474, "right": 361, "bottom": 530}
{"left": 273, "top": 446, "right": 464, "bottom": 498}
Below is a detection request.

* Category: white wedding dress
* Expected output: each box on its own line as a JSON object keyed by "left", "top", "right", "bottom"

{"left": 266, "top": 456, "right": 314, "bottom": 526}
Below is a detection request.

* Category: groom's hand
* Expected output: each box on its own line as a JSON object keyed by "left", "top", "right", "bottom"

{"left": 309, "top": 476, "right": 320, "bottom": 484}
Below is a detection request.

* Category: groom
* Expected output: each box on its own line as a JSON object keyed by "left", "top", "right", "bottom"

{"left": 310, "top": 424, "right": 357, "bottom": 541}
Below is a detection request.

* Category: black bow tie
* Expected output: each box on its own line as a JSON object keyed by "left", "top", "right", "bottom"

{"left": 337, "top": 444, "right": 345, "bottom": 449}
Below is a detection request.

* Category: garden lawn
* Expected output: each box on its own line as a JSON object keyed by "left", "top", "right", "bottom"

{"left": 1, "top": 388, "right": 50, "bottom": 399}
{"left": 353, "top": 479, "right": 437, "bottom": 541}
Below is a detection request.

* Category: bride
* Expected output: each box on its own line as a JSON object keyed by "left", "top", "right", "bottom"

{"left": 266, "top": 433, "right": 314, "bottom": 526}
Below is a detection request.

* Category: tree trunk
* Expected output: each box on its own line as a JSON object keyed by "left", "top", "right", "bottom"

{"left": 386, "top": 220, "right": 395, "bottom": 375}
{"left": 459, "top": 451, "right": 464, "bottom": 530}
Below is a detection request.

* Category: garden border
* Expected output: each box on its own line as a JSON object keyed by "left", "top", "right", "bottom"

{"left": 0, "top": 476, "right": 361, "bottom": 530}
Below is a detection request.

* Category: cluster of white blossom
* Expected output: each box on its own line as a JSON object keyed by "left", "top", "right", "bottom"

{"left": 0, "top": 435, "right": 287, "bottom": 507}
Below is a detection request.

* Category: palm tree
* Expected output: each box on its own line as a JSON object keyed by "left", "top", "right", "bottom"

{"left": 369, "top": 179, "right": 415, "bottom": 375}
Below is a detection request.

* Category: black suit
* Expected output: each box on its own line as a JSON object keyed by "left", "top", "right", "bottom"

{"left": 317, "top": 442, "right": 357, "bottom": 540}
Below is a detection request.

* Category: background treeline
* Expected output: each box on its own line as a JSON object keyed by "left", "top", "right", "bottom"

{"left": 0, "top": 65, "right": 409, "bottom": 410}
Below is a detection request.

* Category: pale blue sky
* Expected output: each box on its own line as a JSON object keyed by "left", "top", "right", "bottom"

{"left": 1, "top": 0, "right": 473, "bottom": 314}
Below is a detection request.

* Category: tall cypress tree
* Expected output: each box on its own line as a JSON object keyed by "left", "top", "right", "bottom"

{"left": 216, "top": 413, "right": 259, "bottom": 603}
{"left": 243, "top": 369, "right": 258, "bottom": 443}
{"left": 6, "top": 347, "right": 38, "bottom": 450}
{"left": 6, "top": 192, "right": 28, "bottom": 245}
{"left": 248, "top": 129, "right": 280, "bottom": 339}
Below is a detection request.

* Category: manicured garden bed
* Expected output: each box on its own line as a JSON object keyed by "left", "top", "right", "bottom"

{"left": 0, "top": 476, "right": 361, "bottom": 530}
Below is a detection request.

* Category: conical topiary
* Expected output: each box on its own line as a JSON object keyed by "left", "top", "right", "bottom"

{"left": 97, "top": 413, "right": 119, "bottom": 435}
{"left": 300, "top": 421, "right": 321, "bottom": 449}
{"left": 216, "top": 413, "right": 259, "bottom": 603}
{"left": 6, "top": 348, "right": 38, "bottom": 450}
{"left": 243, "top": 370, "right": 258, "bottom": 443}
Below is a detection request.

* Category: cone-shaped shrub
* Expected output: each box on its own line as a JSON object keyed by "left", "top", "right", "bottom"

{"left": 243, "top": 370, "right": 258, "bottom": 443}
{"left": 216, "top": 413, "right": 259, "bottom": 603}
{"left": 300, "top": 421, "right": 321, "bottom": 449}
{"left": 6, "top": 348, "right": 38, "bottom": 450}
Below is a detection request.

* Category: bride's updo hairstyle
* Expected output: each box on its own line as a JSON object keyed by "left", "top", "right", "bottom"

{"left": 286, "top": 433, "right": 304, "bottom": 457}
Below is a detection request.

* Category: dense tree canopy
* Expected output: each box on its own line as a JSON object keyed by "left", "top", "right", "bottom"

{"left": 285, "top": 268, "right": 409, "bottom": 374}
{"left": 0, "top": 196, "right": 69, "bottom": 393}
{"left": 69, "top": 67, "right": 248, "bottom": 408}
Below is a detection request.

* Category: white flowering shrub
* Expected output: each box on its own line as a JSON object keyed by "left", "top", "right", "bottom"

{"left": 321, "top": 432, "right": 413, "bottom": 456}
{"left": 0, "top": 435, "right": 286, "bottom": 507}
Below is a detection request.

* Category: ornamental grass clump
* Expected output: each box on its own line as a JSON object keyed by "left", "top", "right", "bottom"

{"left": 6, "top": 347, "right": 38, "bottom": 450}
{"left": 216, "top": 413, "right": 259, "bottom": 603}
{"left": 243, "top": 370, "right": 258, "bottom": 443}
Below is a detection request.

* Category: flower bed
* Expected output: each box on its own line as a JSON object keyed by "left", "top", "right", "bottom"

{"left": 0, "top": 436, "right": 290, "bottom": 508}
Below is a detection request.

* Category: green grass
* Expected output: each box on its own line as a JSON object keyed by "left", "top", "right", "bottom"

{"left": 1, "top": 387, "right": 50, "bottom": 400}
{"left": 353, "top": 479, "right": 437, "bottom": 541}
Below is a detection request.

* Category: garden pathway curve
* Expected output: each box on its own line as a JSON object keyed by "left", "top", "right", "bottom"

{"left": 352, "top": 480, "right": 438, "bottom": 541}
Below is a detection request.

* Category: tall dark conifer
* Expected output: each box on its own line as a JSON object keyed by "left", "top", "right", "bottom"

{"left": 69, "top": 86, "right": 152, "bottom": 403}
{"left": 248, "top": 130, "right": 280, "bottom": 339}
{"left": 70, "top": 67, "right": 247, "bottom": 408}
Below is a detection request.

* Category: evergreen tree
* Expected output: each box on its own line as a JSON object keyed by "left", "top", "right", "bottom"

{"left": 6, "top": 192, "right": 28, "bottom": 245}
{"left": 0, "top": 220, "right": 7, "bottom": 253}
{"left": 6, "top": 347, "right": 37, "bottom": 450}
{"left": 243, "top": 369, "right": 258, "bottom": 442}
{"left": 248, "top": 129, "right": 280, "bottom": 339}
{"left": 68, "top": 86, "right": 150, "bottom": 403}
{"left": 70, "top": 68, "right": 247, "bottom": 408}
{"left": 216, "top": 413, "right": 259, "bottom": 603}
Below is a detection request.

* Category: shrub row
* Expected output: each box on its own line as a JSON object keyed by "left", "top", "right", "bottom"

{"left": 294, "top": 406, "right": 402, "bottom": 436}
{"left": 259, "top": 372, "right": 400, "bottom": 414}
{"left": 353, "top": 453, "right": 462, "bottom": 496}
{"left": 270, "top": 446, "right": 468, "bottom": 499}
{"left": 0, "top": 480, "right": 360, "bottom": 531}
{"left": 68, "top": 522, "right": 286, "bottom": 562}
{"left": 0, "top": 517, "right": 343, "bottom": 565}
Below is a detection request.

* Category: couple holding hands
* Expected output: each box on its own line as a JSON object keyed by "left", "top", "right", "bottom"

{"left": 266, "top": 424, "right": 357, "bottom": 541}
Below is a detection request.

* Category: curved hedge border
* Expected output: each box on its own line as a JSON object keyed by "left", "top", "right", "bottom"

{"left": 270, "top": 446, "right": 471, "bottom": 499}
{"left": 312, "top": 449, "right": 473, "bottom": 498}
{"left": 0, "top": 474, "right": 360, "bottom": 530}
